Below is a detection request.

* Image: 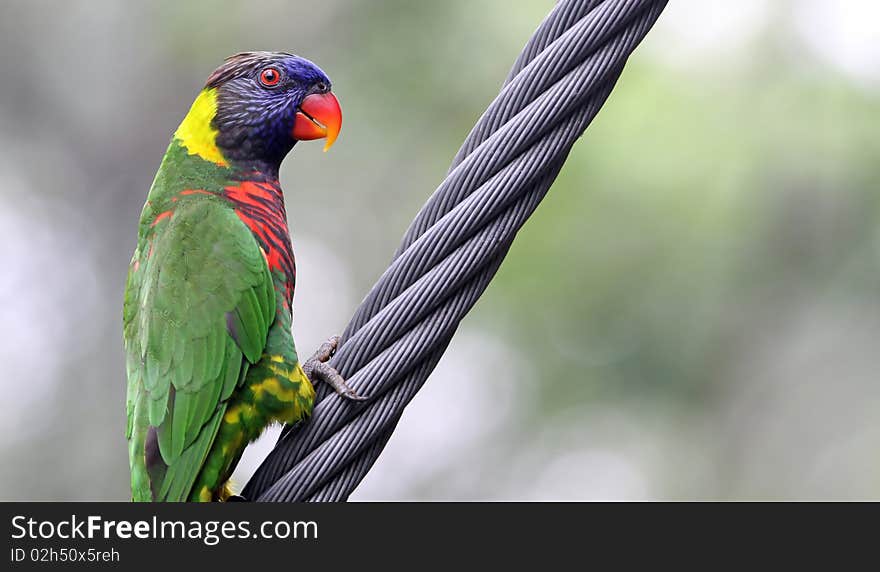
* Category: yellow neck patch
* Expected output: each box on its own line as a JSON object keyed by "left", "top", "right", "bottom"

{"left": 174, "top": 88, "right": 229, "bottom": 166}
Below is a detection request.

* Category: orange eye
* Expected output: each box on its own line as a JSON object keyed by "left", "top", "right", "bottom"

{"left": 259, "top": 67, "right": 281, "bottom": 87}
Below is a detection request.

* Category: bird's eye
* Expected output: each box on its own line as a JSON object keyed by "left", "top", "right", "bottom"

{"left": 315, "top": 81, "right": 328, "bottom": 92}
{"left": 259, "top": 67, "right": 281, "bottom": 87}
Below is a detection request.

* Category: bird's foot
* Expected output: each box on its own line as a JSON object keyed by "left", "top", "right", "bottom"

{"left": 303, "top": 336, "right": 367, "bottom": 402}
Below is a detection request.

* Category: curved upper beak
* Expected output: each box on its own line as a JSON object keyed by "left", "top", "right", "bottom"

{"left": 292, "top": 92, "right": 342, "bottom": 152}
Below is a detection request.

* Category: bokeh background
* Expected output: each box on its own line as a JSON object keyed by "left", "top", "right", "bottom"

{"left": 1, "top": 0, "right": 878, "bottom": 500}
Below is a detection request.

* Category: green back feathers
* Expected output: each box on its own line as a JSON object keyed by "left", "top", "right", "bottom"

{"left": 124, "top": 134, "right": 276, "bottom": 500}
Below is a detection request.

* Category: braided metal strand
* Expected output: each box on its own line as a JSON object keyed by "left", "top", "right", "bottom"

{"left": 244, "top": 0, "right": 668, "bottom": 502}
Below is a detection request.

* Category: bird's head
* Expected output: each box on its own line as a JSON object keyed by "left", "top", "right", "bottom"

{"left": 174, "top": 51, "right": 342, "bottom": 172}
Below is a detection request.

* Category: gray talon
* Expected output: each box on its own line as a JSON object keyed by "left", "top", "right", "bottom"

{"left": 303, "top": 336, "right": 367, "bottom": 402}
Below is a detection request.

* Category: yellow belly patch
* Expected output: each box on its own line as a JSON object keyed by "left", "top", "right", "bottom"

{"left": 223, "top": 402, "right": 256, "bottom": 425}
{"left": 251, "top": 376, "right": 296, "bottom": 403}
{"left": 256, "top": 357, "right": 315, "bottom": 424}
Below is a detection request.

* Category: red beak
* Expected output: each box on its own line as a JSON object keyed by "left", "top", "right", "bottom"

{"left": 292, "top": 92, "right": 342, "bottom": 152}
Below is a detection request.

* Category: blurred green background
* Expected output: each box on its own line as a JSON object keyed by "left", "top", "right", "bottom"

{"left": 1, "top": 0, "right": 878, "bottom": 500}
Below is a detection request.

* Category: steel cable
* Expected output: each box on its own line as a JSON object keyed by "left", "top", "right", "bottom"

{"left": 243, "top": 0, "right": 668, "bottom": 502}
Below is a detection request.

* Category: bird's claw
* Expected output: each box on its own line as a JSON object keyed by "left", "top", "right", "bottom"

{"left": 303, "top": 336, "right": 367, "bottom": 402}
{"left": 314, "top": 335, "right": 341, "bottom": 363}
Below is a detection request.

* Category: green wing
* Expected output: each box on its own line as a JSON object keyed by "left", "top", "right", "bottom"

{"left": 124, "top": 197, "right": 275, "bottom": 501}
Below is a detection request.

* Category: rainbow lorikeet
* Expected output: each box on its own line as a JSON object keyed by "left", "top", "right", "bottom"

{"left": 124, "top": 52, "right": 362, "bottom": 502}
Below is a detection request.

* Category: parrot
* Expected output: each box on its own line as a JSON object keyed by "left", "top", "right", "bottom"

{"left": 123, "top": 52, "right": 362, "bottom": 502}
